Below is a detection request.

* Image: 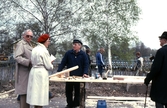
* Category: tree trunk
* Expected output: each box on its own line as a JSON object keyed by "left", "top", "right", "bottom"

{"left": 107, "top": 41, "right": 112, "bottom": 76}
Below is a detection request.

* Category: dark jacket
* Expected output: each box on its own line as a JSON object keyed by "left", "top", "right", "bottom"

{"left": 96, "top": 52, "right": 105, "bottom": 66}
{"left": 57, "top": 49, "right": 89, "bottom": 76}
{"left": 145, "top": 45, "right": 167, "bottom": 104}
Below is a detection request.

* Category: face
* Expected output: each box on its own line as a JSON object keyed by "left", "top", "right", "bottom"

{"left": 100, "top": 48, "right": 105, "bottom": 53}
{"left": 159, "top": 38, "right": 167, "bottom": 46}
{"left": 23, "top": 31, "right": 33, "bottom": 42}
{"left": 44, "top": 38, "right": 51, "bottom": 48}
{"left": 72, "top": 43, "right": 81, "bottom": 52}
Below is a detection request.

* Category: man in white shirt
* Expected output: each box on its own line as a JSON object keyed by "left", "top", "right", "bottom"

{"left": 135, "top": 52, "right": 144, "bottom": 76}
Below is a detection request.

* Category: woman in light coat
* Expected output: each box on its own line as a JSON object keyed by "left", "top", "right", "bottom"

{"left": 27, "top": 34, "right": 53, "bottom": 108}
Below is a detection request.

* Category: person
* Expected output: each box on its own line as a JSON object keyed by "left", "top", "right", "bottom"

{"left": 144, "top": 31, "right": 167, "bottom": 108}
{"left": 26, "top": 34, "right": 54, "bottom": 108}
{"left": 86, "top": 48, "right": 92, "bottom": 77}
{"left": 57, "top": 39, "right": 89, "bottom": 108}
{"left": 82, "top": 45, "right": 92, "bottom": 76}
{"left": 14, "top": 29, "right": 33, "bottom": 108}
{"left": 96, "top": 47, "right": 105, "bottom": 76}
{"left": 134, "top": 52, "right": 144, "bottom": 76}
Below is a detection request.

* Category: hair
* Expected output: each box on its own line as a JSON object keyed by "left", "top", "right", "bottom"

{"left": 136, "top": 52, "right": 141, "bottom": 56}
{"left": 22, "top": 29, "right": 33, "bottom": 36}
{"left": 86, "top": 49, "right": 90, "bottom": 54}
{"left": 81, "top": 46, "right": 86, "bottom": 52}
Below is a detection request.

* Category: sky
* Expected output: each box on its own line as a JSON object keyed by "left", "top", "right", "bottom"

{"left": 134, "top": 0, "right": 167, "bottom": 49}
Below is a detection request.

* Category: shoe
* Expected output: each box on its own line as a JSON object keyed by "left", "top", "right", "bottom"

{"left": 17, "top": 95, "right": 20, "bottom": 101}
{"left": 73, "top": 107, "right": 79, "bottom": 108}
{"left": 65, "top": 105, "right": 73, "bottom": 108}
{"left": 49, "top": 94, "right": 55, "bottom": 100}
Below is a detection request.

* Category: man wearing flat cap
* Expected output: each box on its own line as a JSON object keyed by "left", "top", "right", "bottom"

{"left": 57, "top": 39, "right": 89, "bottom": 108}
{"left": 144, "top": 31, "right": 167, "bottom": 108}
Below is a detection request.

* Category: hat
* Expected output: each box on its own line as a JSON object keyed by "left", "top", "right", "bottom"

{"left": 73, "top": 39, "right": 83, "bottom": 45}
{"left": 159, "top": 31, "right": 167, "bottom": 39}
{"left": 38, "top": 34, "right": 50, "bottom": 43}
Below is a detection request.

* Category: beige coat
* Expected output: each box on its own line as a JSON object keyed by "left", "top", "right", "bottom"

{"left": 14, "top": 39, "right": 33, "bottom": 95}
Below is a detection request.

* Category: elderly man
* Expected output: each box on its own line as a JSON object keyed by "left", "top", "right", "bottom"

{"left": 14, "top": 29, "right": 33, "bottom": 108}
{"left": 144, "top": 31, "right": 167, "bottom": 108}
{"left": 57, "top": 39, "right": 89, "bottom": 108}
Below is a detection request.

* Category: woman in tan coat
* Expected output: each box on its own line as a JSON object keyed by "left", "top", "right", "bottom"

{"left": 14, "top": 29, "right": 34, "bottom": 108}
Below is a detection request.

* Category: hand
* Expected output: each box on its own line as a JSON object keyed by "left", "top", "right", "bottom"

{"left": 83, "top": 74, "right": 89, "bottom": 78}
{"left": 144, "top": 78, "right": 150, "bottom": 86}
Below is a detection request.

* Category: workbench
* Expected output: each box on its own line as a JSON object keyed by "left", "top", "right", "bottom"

{"left": 49, "top": 75, "right": 146, "bottom": 108}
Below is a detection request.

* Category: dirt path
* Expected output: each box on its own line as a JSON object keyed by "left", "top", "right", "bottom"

{"left": 0, "top": 81, "right": 155, "bottom": 108}
{"left": 0, "top": 94, "right": 155, "bottom": 108}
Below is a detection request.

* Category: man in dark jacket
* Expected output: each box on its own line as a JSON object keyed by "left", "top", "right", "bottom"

{"left": 57, "top": 39, "right": 89, "bottom": 108}
{"left": 144, "top": 31, "right": 167, "bottom": 108}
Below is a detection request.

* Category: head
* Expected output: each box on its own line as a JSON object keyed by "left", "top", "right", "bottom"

{"left": 82, "top": 45, "right": 90, "bottom": 54}
{"left": 86, "top": 48, "right": 91, "bottom": 55}
{"left": 81, "top": 46, "right": 86, "bottom": 52}
{"left": 99, "top": 47, "right": 105, "bottom": 54}
{"left": 136, "top": 52, "right": 141, "bottom": 57}
{"left": 72, "top": 39, "right": 83, "bottom": 52}
{"left": 159, "top": 31, "right": 167, "bottom": 46}
{"left": 22, "top": 29, "right": 33, "bottom": 43}
{"left": 37, "top": 34, "right": 50, "bottom": 48}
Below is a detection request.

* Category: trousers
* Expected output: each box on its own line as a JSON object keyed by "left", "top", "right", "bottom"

{"left": 20, "top": 94, "right": 30, "bottom": 108}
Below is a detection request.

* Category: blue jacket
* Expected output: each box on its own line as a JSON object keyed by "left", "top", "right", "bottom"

{"left": 96, "top": 52, "right": 105, "bottom": 66}
{"left": 57, "top": 49, "right": 89, "bottom": 76}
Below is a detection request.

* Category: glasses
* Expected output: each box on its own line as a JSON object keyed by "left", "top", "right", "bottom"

{"left": 26, "top": 35, "right": 33, "bottom": 38}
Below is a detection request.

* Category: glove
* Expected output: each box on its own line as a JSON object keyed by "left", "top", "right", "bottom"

{"left": 144, "top": 78, "right": 150, "bottom": 86}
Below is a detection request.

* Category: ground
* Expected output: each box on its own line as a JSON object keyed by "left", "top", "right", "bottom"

{"left": 0, "top": 81, "right": 155, "bottom": 108}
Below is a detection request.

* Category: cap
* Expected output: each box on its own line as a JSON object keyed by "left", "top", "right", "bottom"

{"left": 159, "top": 31, "right": 167, "bottom": 40}
{"left": 73, "top": 39, "right": 83, "bottom": 45}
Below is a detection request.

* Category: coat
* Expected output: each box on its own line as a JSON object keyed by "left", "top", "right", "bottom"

{"left": 14, "top": 39, "right": 33, "bottom": 95}
{"left": 26, "top": 43, "right": 53, "bottom": 106}
{"left": 145, "top": 45, "right": 167, "bottom": 104}
{"left": 57, "top": 49, "right": 88, "bottom": 76}
{"left": 96, "top": 52, "right": 105, "bottom": 66}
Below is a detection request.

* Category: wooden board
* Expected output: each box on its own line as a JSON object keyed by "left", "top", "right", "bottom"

{"left": 49, "top": 75, "right": 145, "bottom": 84}
{"left": 87, "top": 96, "right": 150, "bottom": 101}
{"left": 49, "top": 66, "right": 78, "bottom": 78}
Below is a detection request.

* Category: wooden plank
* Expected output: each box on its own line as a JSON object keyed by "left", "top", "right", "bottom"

{"left": 49, "top": 65, "right": 78, "bottom": 78}
{"left": 0, "top": 89, "right": 15, "bottom": 96}
{"left": 87, "top": 96, "right": 150, "bottom": 101}
{"left": 49, "top": 76, "right": 145, "bottom": 84}
{"left": 86, "top": 99, "right": 153, "bottom": 104}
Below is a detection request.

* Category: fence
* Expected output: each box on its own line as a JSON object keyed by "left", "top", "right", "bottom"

{"left": 0, "top": 60, "right": 152, "bottom": 81}
{"left": 0, "top": 62, "right": 15, "bottom": 81}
